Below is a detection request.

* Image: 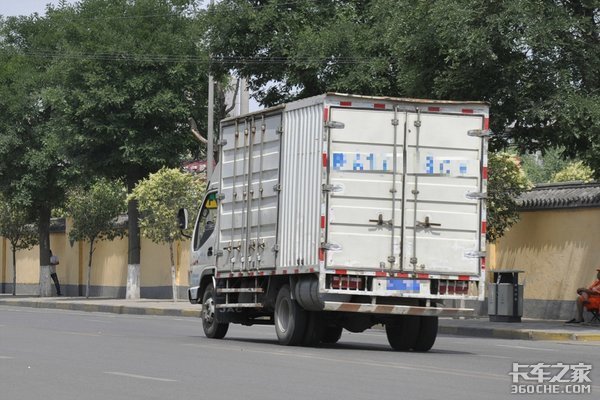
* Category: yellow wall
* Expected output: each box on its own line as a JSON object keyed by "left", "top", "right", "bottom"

{"left": 1, "top": 220, "right": 191, "bottom": 293}
{"left": 495, "top": 208, "right": 600, "bottom": 302}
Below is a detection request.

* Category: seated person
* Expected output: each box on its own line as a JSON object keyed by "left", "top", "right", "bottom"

{"left": 566, "top": 268, "right": 600, "bottom": 323}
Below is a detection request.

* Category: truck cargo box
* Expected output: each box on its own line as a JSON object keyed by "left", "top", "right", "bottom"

{"left": 213, "top": 93, "right": 488, "bottom": 280}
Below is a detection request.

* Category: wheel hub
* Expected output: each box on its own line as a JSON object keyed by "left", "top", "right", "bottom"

{"left": 203, "top": 298, "right": 215, "bottom": 324}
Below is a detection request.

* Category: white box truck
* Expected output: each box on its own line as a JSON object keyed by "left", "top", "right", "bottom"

{"left": 182, "top": 93, "right": 489, "bottom": 351}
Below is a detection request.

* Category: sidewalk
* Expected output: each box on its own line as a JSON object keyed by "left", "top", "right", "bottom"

{"left": 1, "top": 295, "right": 599, "bottom": 342}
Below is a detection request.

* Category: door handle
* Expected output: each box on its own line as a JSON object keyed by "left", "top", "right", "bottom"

{"left": 207, "top": 247, "right": 213, "bottom": 257}
{"left": 369, "top": 214, "right": 393, "bottom": 226}
{"left": 416, "top": 216, "right": 441, "bottom": 228}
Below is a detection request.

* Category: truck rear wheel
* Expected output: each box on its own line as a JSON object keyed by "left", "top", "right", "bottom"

{"left": 275, "top": 285, "right": 307, "bottom": 346}
{"left": 413, "top": 316, "right": 438, "bottom": 352}
{"left": 201, "top": 283, "right": 229, "bottom": 339}
{"left": 321, "top": 326, "right": 343, "bottom": 344}
{"left": 303, "top": 312, "right": 324, "bottom": 346}
{"left": 385, "top": 315, "right": 419, "bottom": 351}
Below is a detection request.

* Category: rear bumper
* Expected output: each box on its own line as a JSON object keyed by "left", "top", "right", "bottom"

{"left": 322, "top": 301, "right": 474, "bottom": 317}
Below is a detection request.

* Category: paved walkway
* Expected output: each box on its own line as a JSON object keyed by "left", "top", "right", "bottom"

{"left": 1, "top": 295, "right": 599, "bottom": 342}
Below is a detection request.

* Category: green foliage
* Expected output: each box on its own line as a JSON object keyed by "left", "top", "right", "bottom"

{"left": 519, "top": 148, "right": 571, "bottom": 185}
{"left": 130, "top": 168, "right": 205, "bottom": 245}
{"left": 552, "top": 161, "right": 595, "bottom": 183}
{"left": 487, "top": 152, "right": 532, "bottom": 243}
{"left": 67, "top": 179, "right": 127, "bottom": 245}
{"left": 207, "top": 0, "right": 600, "bottom": 177}
{"left": 43, "top": 0, "right": 209, "bottom": 180}
{"left": 0, "top": 195, "right": 38, "bottom": 252}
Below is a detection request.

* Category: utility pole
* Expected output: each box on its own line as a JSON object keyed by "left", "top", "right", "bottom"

{"left": 240, "top": 77, "right": 249, "bottom": 115}
{"left": 207, "top": 75, "right": 214, "bottom": 179}
{"left": 207, "top": 0, "right": 215, "bottom": 179}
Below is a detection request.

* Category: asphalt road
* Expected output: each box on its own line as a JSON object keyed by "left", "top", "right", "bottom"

{"left": 1, "top": 307, "right": 599, "bottom": 400}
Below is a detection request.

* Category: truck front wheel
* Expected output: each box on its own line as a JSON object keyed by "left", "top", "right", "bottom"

{"left": 201, "top": 283, "right": 229, "bottom": 339}
{"left": 274, "top": 285, "right": 307, "bottom": 346}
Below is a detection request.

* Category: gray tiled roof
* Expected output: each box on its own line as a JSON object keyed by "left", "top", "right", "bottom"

{"left": 517, "top": 182, "right": 600, "bottom": 210}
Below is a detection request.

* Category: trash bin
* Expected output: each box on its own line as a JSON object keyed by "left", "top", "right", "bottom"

{"left": 488, "top": 270, "right": 524, "bottom": 322}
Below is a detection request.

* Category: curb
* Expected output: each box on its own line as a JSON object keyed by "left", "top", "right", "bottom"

{"left": 0, "top": 300, "right": 202, "bottom": 318}
{"left": 439, "top": 325, "right": 600, "bottom": 342}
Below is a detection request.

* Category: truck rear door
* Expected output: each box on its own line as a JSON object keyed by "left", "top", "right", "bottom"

{"left": 326, "top": 107, "right": 484, "bottom": 276}
{"left": 327, "top": 107, "right": 404, "bottom": 271}
{"left": 403, "top": 111, "right": 483, "bottom": 275}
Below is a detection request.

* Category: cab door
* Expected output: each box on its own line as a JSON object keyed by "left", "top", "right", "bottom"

{"left": 191, "top": 191, "right": 219, "bottom": 268}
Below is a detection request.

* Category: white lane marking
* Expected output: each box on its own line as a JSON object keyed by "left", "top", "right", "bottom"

{"left": 84, "top": 319, "right": 113, "bottom": 324}
{"left": 104, "top": 372, "right": 177, "bottom": 382}
{"left": 478, "top": 354, "right": 511, "bottom": 359}
{"left": 0, "top": 356, "right": 14, "bottom": 359}
{"left": 182, "top": 343, "right": 506, "bottom": 381}
{"left": 61, "top": 331, "right": 102, "bottom": 337}
{"left": 495, "top": 344, "right": 557, "bottom": 352}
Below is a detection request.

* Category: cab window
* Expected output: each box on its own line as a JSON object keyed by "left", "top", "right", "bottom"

{"left": 193, "top": 191, "right": 218, "bottom": 251}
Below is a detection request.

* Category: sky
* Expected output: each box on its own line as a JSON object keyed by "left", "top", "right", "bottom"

{"left": 0, "top": 0, "right": 76, "bottom": 17}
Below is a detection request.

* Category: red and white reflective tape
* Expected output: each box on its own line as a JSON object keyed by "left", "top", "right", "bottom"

{"left": 320, "top": 106, "right": 330, "bottom": 266}
{"left": 322, "top": 301, "right": 473, "bottom": 317}
{"left": 326, "top": 269, "right": 480, "bottom": 281}
{"left": 480, "top": 115, "right": 489, "bottom": 262}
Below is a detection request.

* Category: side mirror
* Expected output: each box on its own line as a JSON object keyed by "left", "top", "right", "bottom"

{"left": 177, "top": 208, "right": 188, "bottom": 230}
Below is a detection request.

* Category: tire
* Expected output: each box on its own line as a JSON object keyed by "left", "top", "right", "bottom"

{"left": 385, "top": 315, "right": 420, "bottom": 351}
{"left": 303, "top": 312, "right": 323, "bottom": 346}
{"left": 321, "top": 326, "right": 343, "bottom": 344}
{"left": 201, "top": 283, "right": 229, "bottom": 339}
{"left": 413, "top": 316, "right": 438, "bottom": 352}
{"left": 275, "top": 285, "right": 307, "bottom": 346}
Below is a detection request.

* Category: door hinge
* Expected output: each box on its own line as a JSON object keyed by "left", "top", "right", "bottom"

{"left": 391, "top": 119, "right": 399, "bottom": 126}
{"left": 325, "top": 121, "right": 345, "bottom": 129}
{"left": 322, "top": 184, "right": 343, "bottom": 193}
{"left": 465, "top": 191, "right": 487, "bottom": 200}
{"left": 217, "top": 139, "right": 228, "bottom": 147}
{"left": 464, "top": 251, "right": 486, "bottom": 258}
{"left": 276, "top": 127, "right": 284, "bottom": 135}
{"left": 413, "top": 120, "right": 422, "bottom": 128}
{"left": 273, "top": 184, "right": 281, "bottom": 192}
{"left": 467, "top": 129, "right": 492, "bottom": 138}
{"left": 321, "top": 242, "right": 343, "bottom": 251}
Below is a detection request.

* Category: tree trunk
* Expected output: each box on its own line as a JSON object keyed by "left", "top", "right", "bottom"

{"left": 86, "top": 239, "right": 94, "bottom": 299}
{"left": 12, "top": 247, "right": 16, "bottom": 296}
{"left": 169, "top": 242, "right": 177, "bottom": 302}
{"left": 38, "top": 205, "right": 51, "bottom": 297}
{"left": 126, "top": 175, "right": 141, "bottom": 300}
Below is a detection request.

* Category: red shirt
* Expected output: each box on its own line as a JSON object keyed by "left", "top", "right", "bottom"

{"left": 589, "top": 279, "right": 600, "bottom": 295}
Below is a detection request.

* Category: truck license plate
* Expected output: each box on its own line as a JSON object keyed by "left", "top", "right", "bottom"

{"left": 387, "top": 279, "right": 421, "bottom": 293}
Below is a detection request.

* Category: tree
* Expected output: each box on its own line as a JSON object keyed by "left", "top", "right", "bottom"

{"left": 552, "top": 161, "right": 595, "bottom": 183}
{"left": 520, "top": 148, "right": 572, "bottom": 185}
{"left": 129, "top": 168, "right": 205, "bottom": 301}
{"left": 0, "top": 15, "right": 74, "bottom": 296}
{"left": 207, "top": 1, "right": 600, "bottom": 179}
{"left": 40, "top": 0, "right": 209, "bottom": 298}
{"left": 66, "top": 179, "right": 127, "bottom": 298}
{"left": 0, "top": 195, "right": 38, "bottom": 295}
{"left": 487, "top": 152, "right": 531, "bottom": 243}
{"left": 206, "top": 0, "right": 393, "bottom": 106}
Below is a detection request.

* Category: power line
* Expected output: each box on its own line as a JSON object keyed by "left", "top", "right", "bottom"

{"left": 18, "top": 50, "right": 379, "bottom": 65}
